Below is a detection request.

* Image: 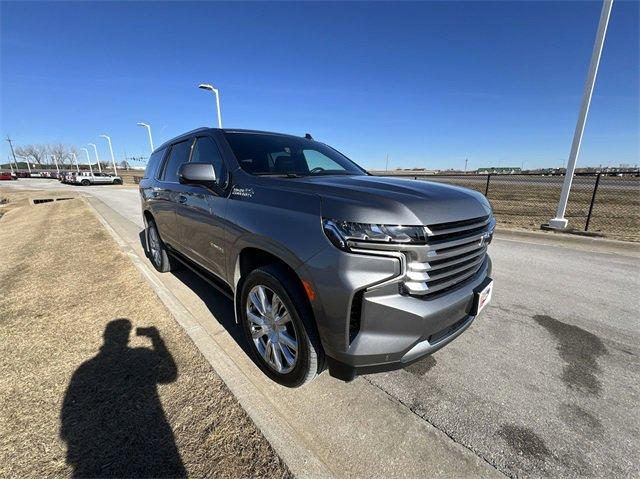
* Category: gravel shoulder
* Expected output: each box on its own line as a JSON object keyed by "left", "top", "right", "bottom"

{"left": 0, "top": 194, "right": 291, "bottom": 478}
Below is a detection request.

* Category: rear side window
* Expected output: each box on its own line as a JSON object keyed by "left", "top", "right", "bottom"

{"left": 144, "top": 147, "right": 166, "bottom": 179}
{"left": 191, "top": 137, "right": 227, "bottom": 184}
{"left": 160, "top": 140, "right": 192, "bottom": 182}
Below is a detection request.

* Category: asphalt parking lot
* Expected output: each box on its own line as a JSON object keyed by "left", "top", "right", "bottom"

{"left": 3, "top": 178, "right": 639, "bottom": 478}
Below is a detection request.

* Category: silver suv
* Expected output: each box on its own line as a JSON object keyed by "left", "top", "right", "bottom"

{"left": 140, "top": 128, "right": 494, "bottom": 387}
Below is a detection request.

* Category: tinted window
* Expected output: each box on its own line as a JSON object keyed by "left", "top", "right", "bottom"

{"left": 303, "top": 150, "right": 346, "bottom": 172}
{"left": 161, "top": 140, "right": 192, "bottom": 182}
{"left": 223, "top": 132, "right": 366, "bottom": 176}
{"left": 191, "top": 137, "right": 227, "bottom": 184}
{"left": 144, "top": 147, "right": 166, "bottom": 179}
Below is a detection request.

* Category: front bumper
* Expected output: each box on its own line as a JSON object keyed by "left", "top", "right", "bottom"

{"left": 299, "top": 246, "right": 492, "bottom": 381}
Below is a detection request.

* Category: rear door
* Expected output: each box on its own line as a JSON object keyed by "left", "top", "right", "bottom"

{"left": 153, "top": 140, "right": 193, "bottom": 248}
{"left": 175, "top": 135, "right": 229, "bottom": 281}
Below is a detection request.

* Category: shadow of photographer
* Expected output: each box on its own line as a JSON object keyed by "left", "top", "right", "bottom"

{"left": 60, "top": 319, "right": 186, "bottom": 478}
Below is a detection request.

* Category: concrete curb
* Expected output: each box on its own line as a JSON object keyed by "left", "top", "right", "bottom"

{"left": 494, "top": 227, "right": 639, "bottom": 257}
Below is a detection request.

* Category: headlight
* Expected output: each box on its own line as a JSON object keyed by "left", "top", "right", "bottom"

{"left": 323, "top": 219, "right": 427, "bottom": 251}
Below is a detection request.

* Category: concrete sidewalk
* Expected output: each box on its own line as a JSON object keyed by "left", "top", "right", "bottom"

{"left": 85, "top": 196, "right": 503, "bottom": 478}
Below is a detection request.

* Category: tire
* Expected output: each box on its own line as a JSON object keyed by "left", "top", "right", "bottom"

{"left": 240, "top": 264, "right": 324, "bottom": 387}
{"left": 81, "top": 179, "right": 90, "bottom": 186}
{"left": 145, "top": 219, "right": 178, "bottom": 273}
{"left": 113, "top": 179, "right": 122, "bottom": 185}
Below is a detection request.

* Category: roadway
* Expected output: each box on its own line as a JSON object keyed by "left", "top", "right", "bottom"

{"left": 3, "top": 178, "right": 639, "bottom": 478}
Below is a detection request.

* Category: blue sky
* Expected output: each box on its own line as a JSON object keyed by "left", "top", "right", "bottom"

{"left": 1, "top": 1, "right": 638, "bottom": 171}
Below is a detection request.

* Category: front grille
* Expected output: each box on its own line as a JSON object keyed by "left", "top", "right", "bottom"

{"left": 403, "top": 215, "right": 493, "bottom": 296}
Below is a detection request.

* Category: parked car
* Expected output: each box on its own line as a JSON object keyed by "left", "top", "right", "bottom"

{"left": 140, "top": 128, "right": 494, "bottom": 387}
{"left": 61, "top": 171, "right": 76, "bottom": 184}
{"left": 75, "top": 171, "right": 123, "bottom": 186}
{"left": 0, "top": 171, "right": 14, "bottom": 181}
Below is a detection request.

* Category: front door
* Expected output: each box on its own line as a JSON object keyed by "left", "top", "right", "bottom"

{"left": 153, "top": 139, "right": 193, "bottom": 247}
{"left": 175, "top": 135, "right": 229, "bottom": 282}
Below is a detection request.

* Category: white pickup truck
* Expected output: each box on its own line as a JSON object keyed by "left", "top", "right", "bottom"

{"left": 75, "top": 172, "right": 123, "bottom": 186}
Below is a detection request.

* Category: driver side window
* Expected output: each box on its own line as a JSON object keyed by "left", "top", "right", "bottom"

{"left": 191, "top": 137, "right": 227, "bottom": 185}
{"left": 303, "top": 149, "right": 347, "bottom": 172}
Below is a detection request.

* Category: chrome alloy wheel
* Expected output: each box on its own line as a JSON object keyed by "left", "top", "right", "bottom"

{"left": 148, "top": 225, "right": 162, "bottom": 267}
{"left": 246, "top": 285, "right": 298, "bottom": 374}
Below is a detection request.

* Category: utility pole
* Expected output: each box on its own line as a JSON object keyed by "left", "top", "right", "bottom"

{"left": 19, "top": 155, "right": 32, "bottom": 174}
{"left": 6, "top": 136, "right": 19, "bottom": 171}
{"left": 549, "top": 0, "right": 613, "bottom": 229}
{"left": 385, "top": 154, "right": 389, "bottom": 171}
{"left": 72, "top": 153, "right": 80, "bottom": 172}
{"left": 464, "top": 158, "right": 468, "bottom": 173}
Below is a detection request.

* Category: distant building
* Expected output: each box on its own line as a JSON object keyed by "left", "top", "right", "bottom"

{"left": 476, "top": 167, "right": 522, "bottom": 174}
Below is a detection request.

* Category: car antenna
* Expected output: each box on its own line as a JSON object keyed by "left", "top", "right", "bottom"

{"left": 305, "top": 133, "right": 313, "bottom": 140}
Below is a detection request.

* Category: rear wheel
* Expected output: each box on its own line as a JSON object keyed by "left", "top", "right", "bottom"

{"left": 81, "top": 179, "right": 90, "bottom": 186}
{"left": 145, "top": 220, "right": 178, "bottom": 272}
{"left": 240, "top": 265, "right": 323, "bottom": 387}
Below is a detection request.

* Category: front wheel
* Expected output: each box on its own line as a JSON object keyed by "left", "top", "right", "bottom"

{"left": 240, "top": 265, "right": 324, "bottom": 387}
{"left": 80, "top": 179, "right": 90, "bottom": 186}
{"left": 145, "top": 220, "right": 178, "bottom": 272}
{"left": 113, "top": 178, "right": 122, "bottom": 185}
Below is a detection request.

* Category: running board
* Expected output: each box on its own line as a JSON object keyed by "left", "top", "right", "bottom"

{"left": 168, "top": 251, "right": 234, "bottom": 300}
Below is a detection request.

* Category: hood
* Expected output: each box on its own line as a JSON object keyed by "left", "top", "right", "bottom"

{"left": 261, "top": 175, "right": 491, "bottom": 225}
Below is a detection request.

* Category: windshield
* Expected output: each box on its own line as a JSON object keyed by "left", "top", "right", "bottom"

{"left": 223, "top": 132, "right": 367, "bottom": 177}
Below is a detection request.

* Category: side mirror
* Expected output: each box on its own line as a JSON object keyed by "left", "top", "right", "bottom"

{"left": 178, "top": 162, "right": 217, "bottom": 187}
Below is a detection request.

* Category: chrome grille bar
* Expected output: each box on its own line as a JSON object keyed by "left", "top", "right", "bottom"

{"left": 404, "top": 215, "right": 494, "bottom": 296}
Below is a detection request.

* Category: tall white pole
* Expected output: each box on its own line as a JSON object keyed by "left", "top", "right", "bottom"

{"left": 88, "top": 143, "right": 102, "bottom": 172}
{"left": 198, "top": 83, "right": 223, "bottom": 128}
{"left": 52, "top": 155, "right": 60, "bottom": 174}
{"left": 72, "top": 152, "right": 80, "bottom": 172}
{"left": 20, "top": 156, "right": 32, "bottom": 174}
{"left": 214, "top": 89, "right": 222, "bottom": 129}
{"left": 549, "top": 0, "right": 613, "bottom": 229}
{"left": 137, "top": 122, "right": 154, "bottom": 152}
{"left": 100, "top": 134, "right": 118, "bottom": 176}
{"left": 82, "top": 148, "right": 94, "bottom": 175}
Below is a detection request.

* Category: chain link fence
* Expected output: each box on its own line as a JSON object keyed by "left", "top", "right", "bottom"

{"left": 375, "top": 173, "right": 640, "bottom": 241}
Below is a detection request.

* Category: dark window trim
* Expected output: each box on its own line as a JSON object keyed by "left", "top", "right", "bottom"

{"left": 159, "top": 139, "right": 194, "bottom": 183}
{"left": 191, "top": 135, "right": 230, "bottom": 189}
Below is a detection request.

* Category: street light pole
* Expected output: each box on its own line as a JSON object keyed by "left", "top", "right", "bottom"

{"left": 99, "top": 134, "right": 118, "bottom": 176}
{"left": 52, "top": 154, "right": 60, "bottom": 174}
{"left": 549, "top": 0, "right": 613, "bottom": 230}
{"left": 72, "top": 152, "right": 80, "bottom": 172}
{"left": 19, "top": 156, "right": 32, "bottom": 174}
{"left": 6, "top": 136, "right": 20, "bottom": 172}
{"left": 137, "top": 122, "right": 154, "bottom": 153}
{"left": 81, "top": 148, "right": 94, "bottom": 175}
{"left": 198, "top": 83, "right": 222, "bottom": 128}
{"left": 88, "top": 143, "right": 102, "bottom": 173}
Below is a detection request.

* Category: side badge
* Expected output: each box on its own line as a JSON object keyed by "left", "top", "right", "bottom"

{"left": 231, "top": 186, "right": 254, "bottom": 198}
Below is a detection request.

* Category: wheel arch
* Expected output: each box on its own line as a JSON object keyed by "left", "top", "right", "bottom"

{"left": 233, "top": 247, "right": 311, "bottom": 326}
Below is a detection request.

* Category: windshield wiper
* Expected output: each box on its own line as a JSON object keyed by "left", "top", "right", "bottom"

{"left": 254, "top": 172, "right": 305, "bottom": 178}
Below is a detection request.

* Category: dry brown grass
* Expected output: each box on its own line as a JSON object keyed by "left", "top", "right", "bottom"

{"left": 0, "top": 197, "right": 291, "bottom": 478}
{"left": 118, "top": 171, "right": 143, "bottom": 185}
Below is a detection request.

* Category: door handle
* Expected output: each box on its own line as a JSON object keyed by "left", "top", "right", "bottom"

{"left": 178, "top": 195, "right": 187, "bottom": 204}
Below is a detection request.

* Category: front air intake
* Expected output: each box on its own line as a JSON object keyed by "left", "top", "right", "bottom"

{"left": 349, "top": 290, "right": 364, "bottom": 344}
